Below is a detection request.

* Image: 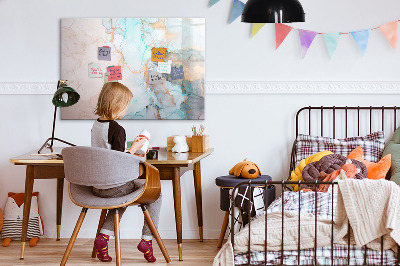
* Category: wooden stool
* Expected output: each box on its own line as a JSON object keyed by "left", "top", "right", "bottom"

{"left": 215, "top": 175, "right": 275, "bottom": 248}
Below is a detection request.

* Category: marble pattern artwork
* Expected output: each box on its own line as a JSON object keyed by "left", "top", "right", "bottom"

{"left": 61, "top": 18, "right": 205, "bottom": 120}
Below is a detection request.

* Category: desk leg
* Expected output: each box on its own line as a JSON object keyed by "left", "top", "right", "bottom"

{"left": 20, "top": 165, "right": 35, "bottom": 259}
{"left": 172, "top": 167, "right": 183, "bottom": 261}
{"left": 193, "top": 161, "right": 203, "bottom": 242}
{"left": 56, "top": 178, "right": 64, "bottom": 241}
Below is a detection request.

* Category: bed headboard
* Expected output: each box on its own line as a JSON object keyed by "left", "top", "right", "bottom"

{"left": 290, "top": 106, "right": 400, "bottom": 179}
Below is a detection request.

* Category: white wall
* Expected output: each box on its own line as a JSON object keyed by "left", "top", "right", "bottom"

{"left": 1, "top": 0, "right": 400, "bottom": 240}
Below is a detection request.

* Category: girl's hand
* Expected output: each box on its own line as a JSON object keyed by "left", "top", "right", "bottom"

{"left": 129, "top": 137, "right": 147, "bottom": 155}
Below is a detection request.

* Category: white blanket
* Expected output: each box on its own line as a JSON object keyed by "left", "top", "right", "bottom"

{"left": 335, "top": 178, "right": 400, "bottom": 251}
{"left": 213, "top": 179, "right": 400, "bottom": 266}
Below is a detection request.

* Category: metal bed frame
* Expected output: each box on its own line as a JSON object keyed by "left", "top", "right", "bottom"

{"left": 230, "top": 106, "right": 400, "bottom": 266}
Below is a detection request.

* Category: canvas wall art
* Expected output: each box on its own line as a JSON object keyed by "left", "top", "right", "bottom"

{"left": 61, "top": 18, "right": 205, "bottom": 120}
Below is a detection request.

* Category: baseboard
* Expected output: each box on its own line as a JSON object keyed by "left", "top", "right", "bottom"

{"left": 1, "top": 81, "right": 400, "bottom": 94}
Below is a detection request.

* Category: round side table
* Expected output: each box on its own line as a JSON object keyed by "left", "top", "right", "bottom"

{"left": 215, "top": 175, "right": 275, "bottom": 248}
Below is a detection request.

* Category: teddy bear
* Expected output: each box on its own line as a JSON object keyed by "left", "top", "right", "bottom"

{"left": 229, "top": 159, "right": 261, "bottom": 179}
{"left": 172, "top": 135, "right": 189, "bottom": 153}
{"left": 1, "top": 192, "right": 44, "bottom": 247}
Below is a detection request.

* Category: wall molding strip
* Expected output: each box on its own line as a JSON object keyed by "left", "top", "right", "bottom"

{"left": 1, "top": 81, "right": 400, "bottom": 95}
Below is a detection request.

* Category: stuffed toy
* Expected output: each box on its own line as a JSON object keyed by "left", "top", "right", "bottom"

{"left": 172, "top": 135, "right": 189, "bottom": 153}
{"left": 1, "top": 192, "right": 44, "bottom": 247}
{"left": 289, "top": 150, "right": 333, "bottom": 191}
{"left": 348, "top": 146, "right": 391, "bottom": 180}
{"left": 229, "top": 159, "right": 261, "bottom": 179}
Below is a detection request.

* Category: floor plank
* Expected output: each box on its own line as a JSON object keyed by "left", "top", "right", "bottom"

{"left": 0, "top": 239, "right": 221, "bottom": 265}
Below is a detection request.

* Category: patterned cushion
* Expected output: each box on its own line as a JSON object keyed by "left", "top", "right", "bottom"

{"left": 295, "top": 131, "right": 385, "bottom": 166}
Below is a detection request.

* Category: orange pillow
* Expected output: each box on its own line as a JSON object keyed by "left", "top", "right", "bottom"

{"left": 347, "top": 146, "right": 391, "bottom": 180}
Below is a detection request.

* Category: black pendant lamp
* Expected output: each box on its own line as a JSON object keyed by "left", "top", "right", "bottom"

{"left": 242, "top": 0, "right": 305, "bottom": 23}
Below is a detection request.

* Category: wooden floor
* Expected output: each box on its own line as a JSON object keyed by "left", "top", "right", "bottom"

{"left": 0, "top": 239, "right": 221, "bottom": 265}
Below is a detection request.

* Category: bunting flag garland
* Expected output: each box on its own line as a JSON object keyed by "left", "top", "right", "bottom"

{"left": 378, "top": 21, "right": 398, "bottom": 50}
{"left": 207, "top": 3, "right": 400, "bottom": 58}
{"left": 209, "top": 0, "right": 220, "bottom": 8}
{"left": 251, "top": 23, "right": 266, "bottom": 38}
{"left": 229, "top": 0, "right": 245, "bottom": 24}
{"left": 351, "top": 29, "right": 370, "bottom": 55}
{"left": 298, "top": 30, "right": 317, "bottom": 58}
{"left": 323, "top": 33, "right": 341, "bottom": 58}
{"left": 275, "top": 23, "right": 293, "bottom": 49}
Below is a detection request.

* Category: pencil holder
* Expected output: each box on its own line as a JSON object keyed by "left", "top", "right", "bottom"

{"left": 191, "top": 135, "right": 209, "bottom": 153}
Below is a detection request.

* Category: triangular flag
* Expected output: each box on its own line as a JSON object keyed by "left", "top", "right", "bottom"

{"left": 298, "top": 29, "right": 317, "bottom": 58}
{"left": 275, "top": 23, "right": 293, "bottom": 49}
{"left": 351, "top": 29, "right": 370, "bottom": 55}
{"left": 251, "top": 23, "right": 266, "bottom": 38}
{"left": 209, "top": 0, "right": 220, "bottom": 7}
{"left": 229, "top": 0, "right": 245, "bottom": 24}
{"left": 378, "top": 21, "right": 398, "bottom": 50}
{"left": 323, "top": 33, "right": 341, "bottom": 58}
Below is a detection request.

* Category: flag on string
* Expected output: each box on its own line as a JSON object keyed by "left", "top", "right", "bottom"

{"left": 323, "top": 33, "right": 341, "bottom": 58}
{"left": 298, "top": 29, "right": 317, "bottom": 58}
{"left": 351, "top": 29, "right": 370, "bottom": 55}
{"left": 229, "top": 0, "right": 245, "bottom": 23}
{"left": 209, "top": 0, "right": 220, "bottom": 7}
{"left": 378, "top": 21, "right": 398, "bottom": 50}
{"left": 251, "top": 23, "right": 266, "bottom": 38}
{"left": 275, "top": 23, "right": 293, "bottom": 49}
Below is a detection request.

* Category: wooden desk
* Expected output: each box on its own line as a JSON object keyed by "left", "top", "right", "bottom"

{"left": 10, "top": 147, "right": 213, "bottom": 261}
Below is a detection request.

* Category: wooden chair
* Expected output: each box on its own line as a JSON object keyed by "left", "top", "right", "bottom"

{"left": 60, "top": 146, "right": 171, "bottom": 265}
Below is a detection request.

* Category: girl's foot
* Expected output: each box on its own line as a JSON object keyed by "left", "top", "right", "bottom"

{"left": 137, "top": 239, "right": 156, "bottom": 262}
{"left": 94, "top": 233, "right": 112, "bottom": 262}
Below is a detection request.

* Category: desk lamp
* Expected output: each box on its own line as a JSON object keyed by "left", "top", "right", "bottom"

{"left": 241, "top": 0, "right": 305, "bottom": 23}
{"left": 38, "top": 80, "right": 80, "bottom": 154}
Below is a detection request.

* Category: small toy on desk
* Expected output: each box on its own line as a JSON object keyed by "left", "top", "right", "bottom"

{"left": 229, "top": 159, "right": 261, "bottom": 179}
{"left": 172, "top": 135, "right": 189, "bottom": 153}
{"left": 1, "top": 192, "right": 44, "bottom": 247}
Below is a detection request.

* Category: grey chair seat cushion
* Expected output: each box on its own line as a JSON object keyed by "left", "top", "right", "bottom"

{"left": 70, "top": 180, "right": 145, "bottom": 208}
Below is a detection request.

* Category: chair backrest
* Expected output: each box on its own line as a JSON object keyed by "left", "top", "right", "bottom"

{"left": 62, "top": 146, "right": 145, "bottom": 187}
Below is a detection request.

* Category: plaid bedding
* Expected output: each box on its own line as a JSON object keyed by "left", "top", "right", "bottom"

{"left": 234, "top": 191, "right": 397, "bottom": 265}
{"left": 294, "top": 131, "right": 385, "bottom": 166}
{"left": 234, "top": 244, "right": 397, "bottom": 265}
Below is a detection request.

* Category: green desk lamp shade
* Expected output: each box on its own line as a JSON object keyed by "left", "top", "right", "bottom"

{"left": 38, "top": 80, "right": 80, "bottom": 154}
{"left": 52, "top": 84, "right": 80, "bottom": 107}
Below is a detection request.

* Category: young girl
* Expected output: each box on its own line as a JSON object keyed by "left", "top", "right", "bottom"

{"left": 91, "top": 82, "right": 162, "bottom": 263}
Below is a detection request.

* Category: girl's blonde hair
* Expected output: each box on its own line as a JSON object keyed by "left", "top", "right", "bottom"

{"left": 95, "top": 82, "right": 133, "bottom": 120}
